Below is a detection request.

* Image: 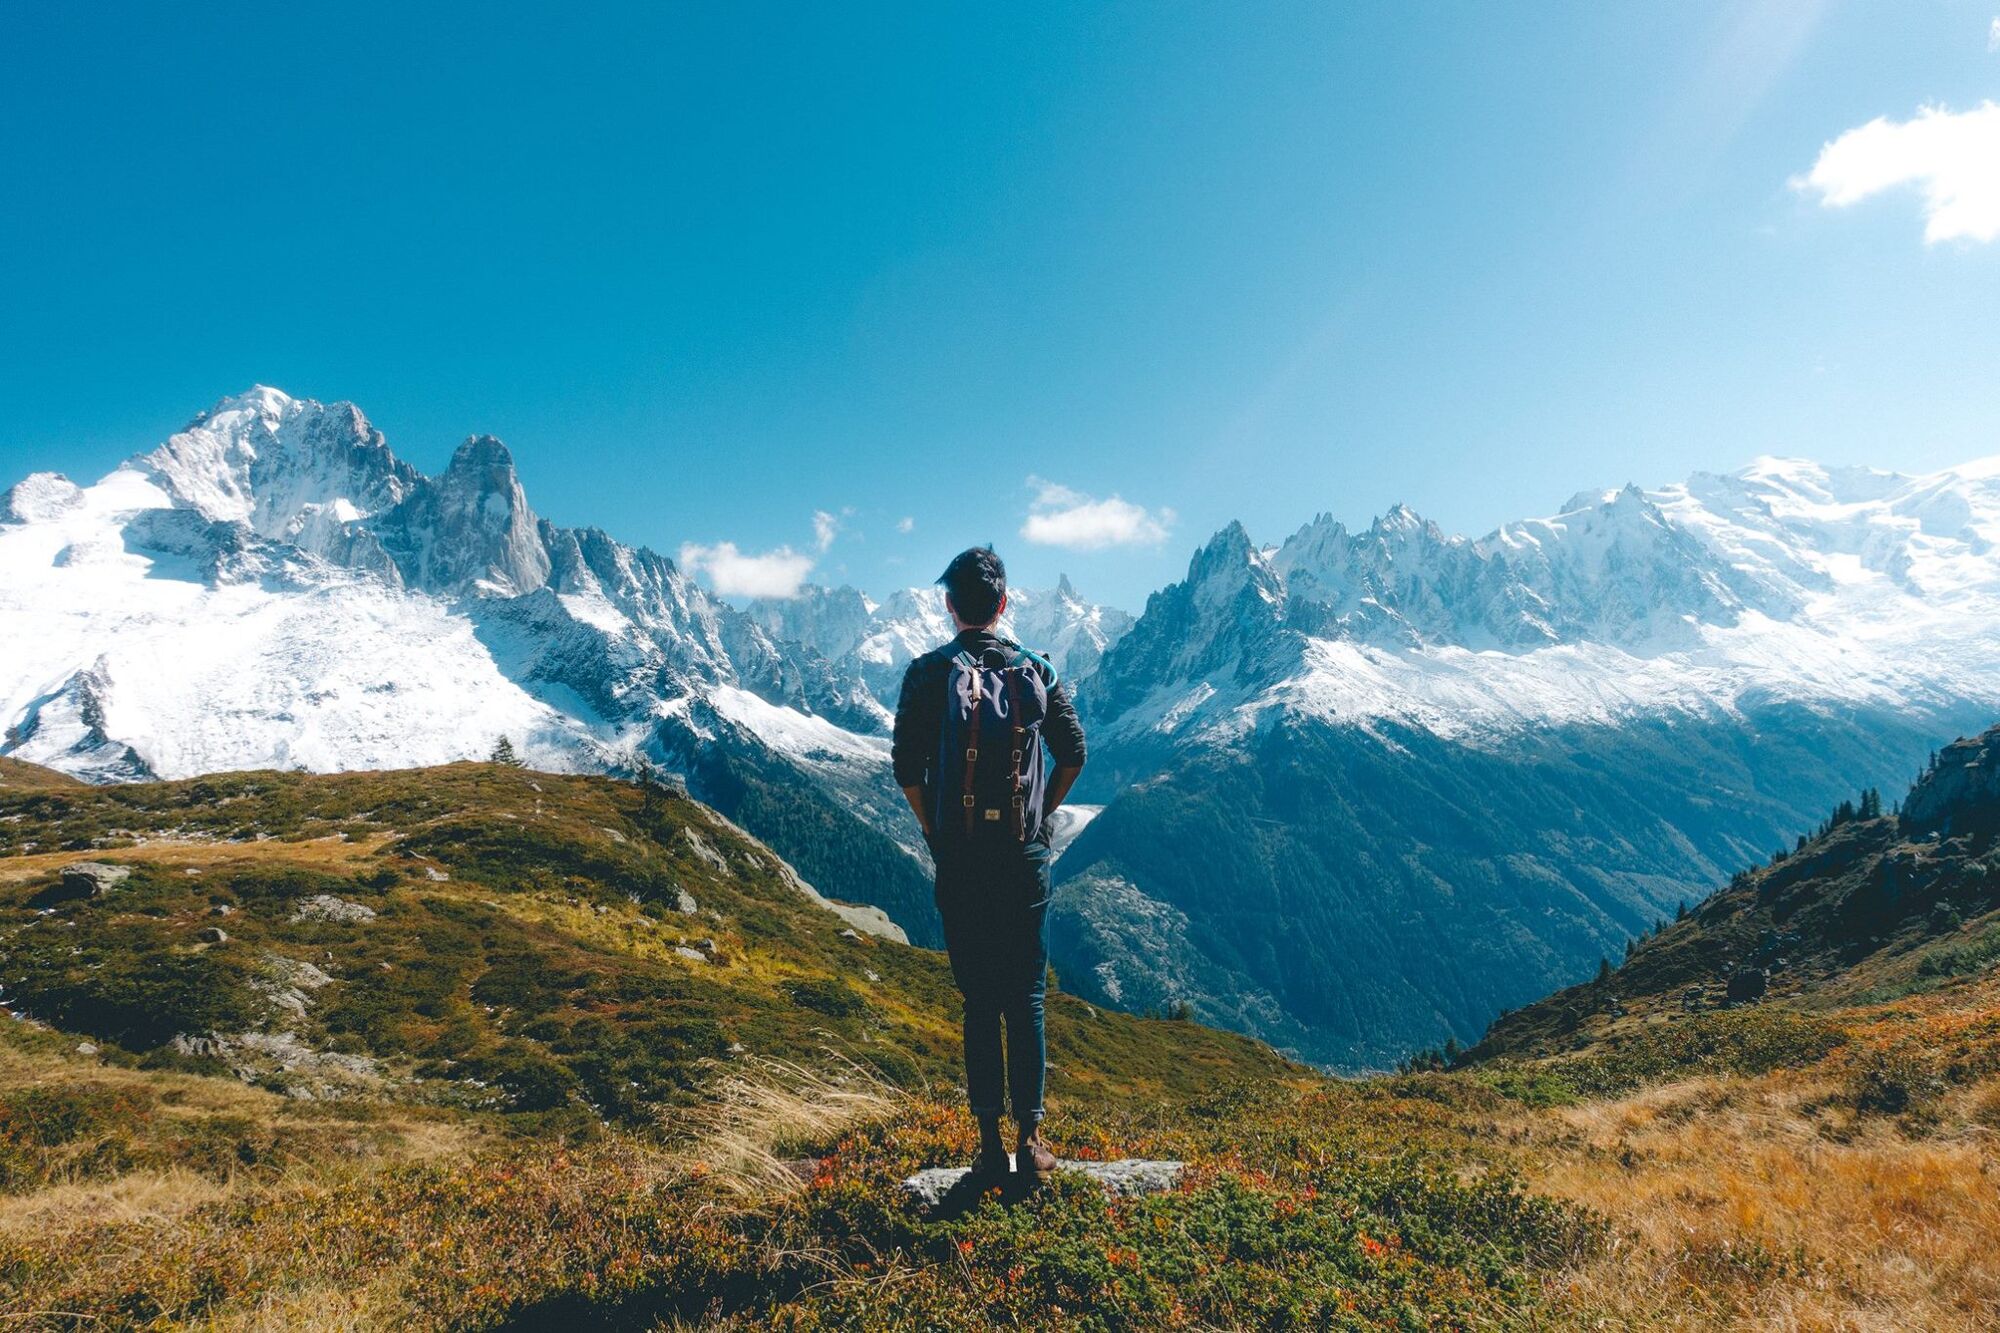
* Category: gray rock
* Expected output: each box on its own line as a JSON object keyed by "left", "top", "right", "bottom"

{"left": 674, "top": 889, "right": 699, "bottom": 915}
{"left": 1726, "top": 967, "right": 1768, "bottom": 1003}
{"left": 900, "top": 1158, "right": 1186, "bottom": 1207}
{"left": 674, "top": 946, "right": 709, "bottom": 964}
{"left": 290, "top": 894, "right": 377, "bottom": 924}
{"left": 256, "top": 954, "right": 334, "bottom": 1018}
{"left": 196, "top": 926, "right": 229, "bottom": 944}
{"left": 59, "top": 861, "right": 131, "bottom": 899}
{"left": 210, "top": 902, "right": 236, "bottom": 916}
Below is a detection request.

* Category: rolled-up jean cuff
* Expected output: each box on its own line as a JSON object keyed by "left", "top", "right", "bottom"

{"left": 1018, "top": 1106, "right": 1044, "bottom": 1122}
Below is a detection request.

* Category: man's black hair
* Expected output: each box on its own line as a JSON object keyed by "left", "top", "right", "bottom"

{"left": 938, "top": 547, "right": 1007, "bottom": 626}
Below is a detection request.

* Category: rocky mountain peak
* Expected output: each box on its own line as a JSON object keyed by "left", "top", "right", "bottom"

{"left": 379, "top": 433, "right": 550, "bottom": 598}
{"left": 139, "top": 387, "right": 417, "bottom": 555}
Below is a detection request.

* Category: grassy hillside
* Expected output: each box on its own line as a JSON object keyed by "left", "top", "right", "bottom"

{"left": 0, "top": 758, "right": 83, "bottom": 792}
{"left": 4, "top": 753, "right": 1998, "bottom": 1327}
{"left": 0, "top": 763, "right": 1280, "bottom": 1118}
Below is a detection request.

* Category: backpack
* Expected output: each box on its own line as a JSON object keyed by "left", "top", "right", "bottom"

{"left": 933, "top": 643, "right": 1054, "bottom": 846}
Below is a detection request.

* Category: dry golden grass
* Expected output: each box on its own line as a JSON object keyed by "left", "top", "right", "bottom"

{"left": 0, "top": 833, "right": 396, "bottom": 887}
{"left": 1527, "top": 1070, "right": 2000, "bottom": 1330}
{"left": 675, "top": 1054, "right": 903, "bottom": 1199}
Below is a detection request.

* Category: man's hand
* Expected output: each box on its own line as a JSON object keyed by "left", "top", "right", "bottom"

{"left": 1045, "top": 763, "right": 1083, "bottom": 815}
{"left": 900, "top": 783, "right": 933, "bottom": 839}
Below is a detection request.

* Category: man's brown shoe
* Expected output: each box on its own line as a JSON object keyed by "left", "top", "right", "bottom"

{"left": 1016, "top": 1133, "right": 1057, "bottom": 1177}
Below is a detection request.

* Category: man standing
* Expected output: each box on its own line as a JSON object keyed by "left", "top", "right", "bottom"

{"left": 892, "top": 547, "right": 1086, "bottom": 1179}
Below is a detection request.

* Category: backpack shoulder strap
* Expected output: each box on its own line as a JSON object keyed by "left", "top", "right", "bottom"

{"left": 1009, "top": 645, "right": 1058, "bottom": 688}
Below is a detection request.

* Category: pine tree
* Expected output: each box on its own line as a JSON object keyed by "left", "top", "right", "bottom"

{"left": 1596, "top": 956, "right": 1613, "bottom": 982}
{"left": 636, "top": 754, "right": 661, "bottom": 817}
{"left": 489, "top": 735, "right": 523, "bottom": 767}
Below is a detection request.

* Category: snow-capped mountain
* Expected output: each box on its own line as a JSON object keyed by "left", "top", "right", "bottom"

{"left": 1056, "top": 455, "right": 2000, "bottom": 1066}
{"left": 748, "top": 575, "right": 1134, "bottom": 706}
{"left": 1089, "top": 456, "right": 2000, "bottom": 746}
{"left": 0, "top": 388, "right": 933, "bottom": 937}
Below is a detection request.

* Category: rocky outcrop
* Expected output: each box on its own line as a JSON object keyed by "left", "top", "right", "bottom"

{"left": 1902, "top": 724, "right": 2000, "bottom": 837}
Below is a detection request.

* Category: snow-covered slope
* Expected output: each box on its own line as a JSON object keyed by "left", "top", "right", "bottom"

{"left": 1090, "top": 456, "right": 2000, "bottom": 747}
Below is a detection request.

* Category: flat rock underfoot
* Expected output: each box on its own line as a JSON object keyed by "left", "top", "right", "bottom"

{"left": 900, "top": 1158, "right": 1186, "bottom": 1209}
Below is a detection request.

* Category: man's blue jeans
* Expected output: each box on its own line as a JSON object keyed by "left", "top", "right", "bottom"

{"left": 933, "top": 835, "right": 1052, "bottom": 1123}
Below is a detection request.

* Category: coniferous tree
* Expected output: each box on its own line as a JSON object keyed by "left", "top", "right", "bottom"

{"left": 489, "top": 735, "right": 523, "bottom": 767}
{"left": 1596, "top": 956, "right": 1613, "bottom": 982}
{"left": 636, "top": 754, "right": 661, "bottom": 817}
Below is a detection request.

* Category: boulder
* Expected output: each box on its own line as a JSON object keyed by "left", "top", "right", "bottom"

{"left": 1726, "top": 967, "right": 1768, "bottom": 1003}
{"left": 58, "top": 861, "right": 131, "bottom": 899}
{"left": 196, "top": 926, "right": 229, "bottom": 944}
{"left": 901, "top": 1158, "right": 1187, "bottom": 1208}
{"left": 290, "top": 894, "right": 377, "bottom": 924}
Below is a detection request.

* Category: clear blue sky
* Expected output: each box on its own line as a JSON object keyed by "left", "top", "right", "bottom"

{"left": 5, "top": 2, "right": 2000, "bottom": 609}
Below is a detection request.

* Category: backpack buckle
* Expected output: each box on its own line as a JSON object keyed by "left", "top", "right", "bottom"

{"left": 962, "top": 794, "right": 976, "bottom": 808}
{"left": 965, "top": 748, "right": 978, "bottom": 762}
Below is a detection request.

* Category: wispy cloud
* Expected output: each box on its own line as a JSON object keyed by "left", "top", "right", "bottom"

{"left": 1989, "top": 17, "right": 1999, "bottom": 52}
{"left": 812, "top": 510, "right": 839, "bottom": 553}
{"left": 1019, "top": 477, "right": 1174, "bottom": 551}
{"left": 1795, "top": 101, "right": 2000, "bottom": 243}
{"left": 896, "top": 516, "right": 914, "bottom": 534}
{"left": 678, "top": 540, "right": 815, "bottom": 598}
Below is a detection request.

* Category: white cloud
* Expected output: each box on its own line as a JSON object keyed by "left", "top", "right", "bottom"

{"left": 812, "top": 510, "right": 839, "bottom": 553}
{"left": 1989, "top": 17, "right": 1999, "bottom": 52}
{"left": 1019, "top": 477, "right": 1174, "bottom": 551}
{"left": 677, "top": 541, "right": 814, "bottom": 598}
{"left": 1795, "top": 101, "right": 2000, "bottom": 243}
{"left": 896, "top": 516, "right": 915, "bottom": 534}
